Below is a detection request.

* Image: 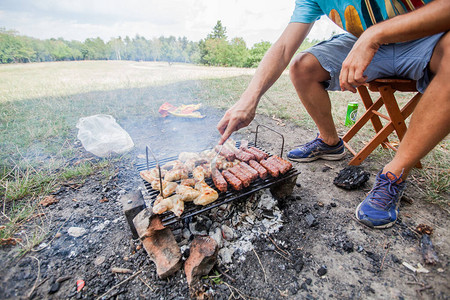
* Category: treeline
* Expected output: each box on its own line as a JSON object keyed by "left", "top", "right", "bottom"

{"left": 0, "top": 21, "right": 320, "bottom": 67}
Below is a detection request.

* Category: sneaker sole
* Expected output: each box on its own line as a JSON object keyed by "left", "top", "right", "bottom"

{"left": 354, "top": 202, "right": 396, "bottom": 229}
{"left": 288, "top": 151, "right": 346, "bottom": 163}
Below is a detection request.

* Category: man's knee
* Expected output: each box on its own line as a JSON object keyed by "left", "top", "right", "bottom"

{"left": 289, "top": 52, "right": 329, "bottom": 83}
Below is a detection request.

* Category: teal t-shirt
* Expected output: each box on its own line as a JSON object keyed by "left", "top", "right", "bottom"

{"left": 290, "top": 0, "right": 432, "bottom": 36}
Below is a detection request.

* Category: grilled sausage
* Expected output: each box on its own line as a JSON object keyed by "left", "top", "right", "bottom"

{"left": 212, "top": 168, "right": 228, "bottom": 193}
{"left": 222, "top": 170, "right": 243, "bottom": 190}
{"left": 249, "top": 147, "right": 269, "bottom": 160}
{"left": 239, "top": 162, "right": 259, "bottom": 181}
{"left": 228, "top": 165, "right": 251, "bottom": 187}
{"left": 268, "top": 156, "right": 291, "bottom": 174}
{"left": 215, "top": 145, "right": 236, "bottom": 161}
{"left": 235, "top": 150, "right": 255, "bottom": 162}
{"left": 248, "top": 160, "right": 268, "bottom": 179}
{"left": 243, "top": 147, "right": 266, "bottom": 161}
{"left": 260, "top": 159, "right": 280, "bottom": 177}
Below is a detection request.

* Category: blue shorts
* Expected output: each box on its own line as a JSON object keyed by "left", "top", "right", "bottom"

{"left": 303, "top": 33, "right": 444, "bottom": 93}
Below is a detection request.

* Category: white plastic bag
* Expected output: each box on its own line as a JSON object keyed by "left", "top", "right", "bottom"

{"left": 76, "top": 114, "right": 134, "bottom": 157}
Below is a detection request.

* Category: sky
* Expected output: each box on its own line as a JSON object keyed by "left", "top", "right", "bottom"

{"left": 0, "top": 0, "right": 344, "bottom": 46}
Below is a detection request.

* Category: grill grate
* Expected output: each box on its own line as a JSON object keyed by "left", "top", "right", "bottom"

{"left": 135, "top": 142, "right": 300, "bottom": 226}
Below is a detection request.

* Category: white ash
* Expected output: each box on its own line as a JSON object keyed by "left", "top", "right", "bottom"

{"left": 183, "top": 189, "right": 284, "bottom": 266}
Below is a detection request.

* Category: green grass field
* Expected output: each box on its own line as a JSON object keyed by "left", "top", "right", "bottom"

{"left": 0, "top": 60, "right": 448, "bottom": 246}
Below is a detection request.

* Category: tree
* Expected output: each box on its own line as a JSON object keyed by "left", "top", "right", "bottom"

{"left": 244, "top": 41, "right": 271, "bottom": 68}
{"left": 207, "top": 20, "right": 227, "bottom": 40}
{"left": 229, "top": 37, "right": 248, "bottom": 67}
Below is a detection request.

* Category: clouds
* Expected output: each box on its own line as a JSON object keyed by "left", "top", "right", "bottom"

{"left": 0, "top": 0, "right": 343, "bottom": 45}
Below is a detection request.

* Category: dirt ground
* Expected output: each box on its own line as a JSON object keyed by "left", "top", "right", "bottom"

{"left": 0, "top": 108, "right": 449, "bottom": 300}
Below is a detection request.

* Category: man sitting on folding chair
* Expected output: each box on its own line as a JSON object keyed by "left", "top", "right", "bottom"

{"left": 217, "top": 0, "right": 450, "bottom": 229}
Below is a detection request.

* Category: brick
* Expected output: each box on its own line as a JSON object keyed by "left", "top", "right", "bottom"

{"left": 184, "top": 236, "right": 218, "bottom": 285}
{"left": 133, "top": 209, "right": 182, "bottom": 278}
{"left": 121, "top": 191, "right": 146, "bottom": 239}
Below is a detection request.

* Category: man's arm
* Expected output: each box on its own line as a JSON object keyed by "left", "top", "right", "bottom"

{"left": 217, "top": 22, "right": 314, "bottom": 144}
{"left": 340, "top": 0, "right": 450, "bottom": 92}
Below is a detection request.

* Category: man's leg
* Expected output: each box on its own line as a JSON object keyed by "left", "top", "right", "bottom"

{"left": 289, "top": 53, "right": 340, "bottom": 146}
{"left": 382, "top": 31, "right": 450, "bottom": 179}
{"left": 356, "top": 32, "right": 450, "bottom": 228}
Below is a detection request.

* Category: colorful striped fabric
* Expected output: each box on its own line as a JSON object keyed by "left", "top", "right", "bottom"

{"left": 290, "top": 0, "right": 431, "bottom": 37}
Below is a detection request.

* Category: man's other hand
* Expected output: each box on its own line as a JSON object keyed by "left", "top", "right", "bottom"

{"left": 339, "top": 29, "right": 380, "bottom": 92}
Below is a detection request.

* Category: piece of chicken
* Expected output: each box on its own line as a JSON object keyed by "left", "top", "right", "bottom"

{"left": 161, "top": 160, "right": 184, "bottom": 171}
{"left": 180, "top": 178, "right": 196, "bottom": 187}
{"left": 164, "top": 167, "right": 189, "bottom": 182}
{"left": 193, "top": 166, "right": 205, "bottom": 182}
{"left": 194, "top": 181, "right": 219, "bottom": 206}
{"left": 152, "top": 194, "right": 184, "bottom": 217}
{"left": 151, "top": 180, "right": 178, "bottom": 197}
{"left": 175, "top": 185, "right": 201, "bottom": 202}
{"left": 140, "top": 168, "right": 166, "bottom": 183}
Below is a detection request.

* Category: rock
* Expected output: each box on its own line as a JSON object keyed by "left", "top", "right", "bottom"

{"left": 305, "top": 278, "right": 312, "bottom": 285}
{"left": 221, "top": 225, "right": 234, "bottom": 241}
{"left": 219, "top": 247, "right": 235, "bottom": 264}
{"left": 391, "top": 254, "right": 401, "bottom": 264}
{"left": 133, "top": 209, "right": 182, "bottom": 279}
{"left": 333, "top": 166, "right": 370, "bottom": 190}
{"left": 111, "top": 267, "right": 133, "bottom": 274}
{"left": 184, "top": 236, "right": 218, "bottom": 286}
{"left": 293, "top": 259, "right": 304, "bottom": 273}
{"left": 343, "top": 241, "right": 354, "bottom": 253}
{"left": 210, "top": 228, "right": 223, "bottom": 248}
{"left": 317, "top": 266, "right": 327, "bottom": 276}
{"left": 48, "top": 282, "right": 60, "bottom": 294}
{"left": 305, "top": 214, "right": 318, "bottom": 227}
{"left": 68, "top": 227, "right": 87, "bottom": 238}
{"left": 289, "top": 281, "right": 299, "bottom": 295}
{"left": 182, "top": 229, "right": 191, "bottom": 240}
{"left": 94, "top": 256, "right": 106, "bottom": 266}
{"left": 330, "top": 202, "right": 337, "bottom": 207}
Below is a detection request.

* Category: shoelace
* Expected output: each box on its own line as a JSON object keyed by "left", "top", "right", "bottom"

{"left": 296, "top": 138, "right": 322, "bottom": 151}
{"left": 369, "top": 171, "right": 403, "bottom": 209}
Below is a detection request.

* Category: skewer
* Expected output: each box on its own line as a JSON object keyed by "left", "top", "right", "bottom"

{"left": 146, "top": 145, "right": 165, "bottom": 198}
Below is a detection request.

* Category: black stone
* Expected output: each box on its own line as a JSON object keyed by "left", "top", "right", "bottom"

{"left": 305, "top": 278, "right": 312, "bottom": 285}
{"left": 301, "top": 282, "right": 308, "bottom": 291}
{"left": 305, "top": 214, "right": 318, "bottom": 227}
{"left": 317, "top": 266, "right": 327, "bottom": 276}
{"left": 322, "top": 166, "right": 331, "bottom": 172}
{"left": 330, "top": 202, "right": 337, "bottom": 207}
{"left": 391, "top": 254, "right": 401, "bottom": 264}
{"left": 48, "top": 282, "right": 60, "bottom": 294}
{"left": 365, "top": 285, "right": 376, "bottom": 294}
{"left": 342, "top": 241, "right": 354, "bottom": 253}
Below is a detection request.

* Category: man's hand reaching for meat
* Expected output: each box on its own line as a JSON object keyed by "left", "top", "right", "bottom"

{"left": 217, "top": 99, "right": 256, "bottom": 145}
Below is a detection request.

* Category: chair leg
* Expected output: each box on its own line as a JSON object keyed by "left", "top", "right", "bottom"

{"left": 378, "top": 86, "right": 409, "bottom": 141}
{"left": 358, "top": 86, "right": 390, "bottom": 147}
{"left": 348, "top": 90, "right": 423, "bottom": 167}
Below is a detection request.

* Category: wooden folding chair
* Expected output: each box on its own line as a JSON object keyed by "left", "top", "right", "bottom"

{"left": 342, "top": 78, "right": 422, "bottom": 167}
